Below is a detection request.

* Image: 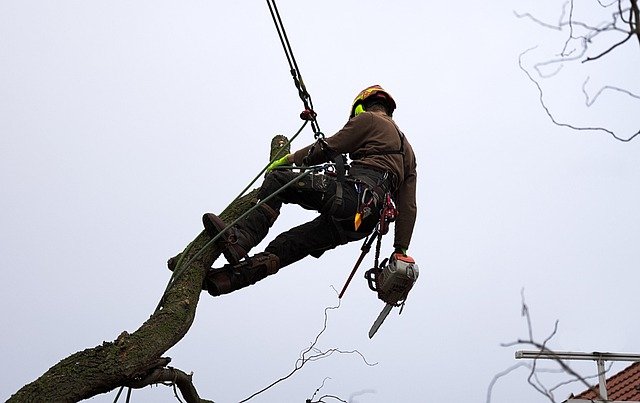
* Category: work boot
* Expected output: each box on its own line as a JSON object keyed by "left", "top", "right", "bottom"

{"left": 202, "top": 204, "right": 279, "bottom": 265}
{"left": 203, "top": 252, "right": 280, "bottom": 296}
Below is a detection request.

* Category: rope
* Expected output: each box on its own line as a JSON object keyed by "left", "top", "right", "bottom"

{"left": 266, "top": 0, "right": 322, "bottom": 137}
{"left": 113, "top": 386, "right": 124, "bottom": 403}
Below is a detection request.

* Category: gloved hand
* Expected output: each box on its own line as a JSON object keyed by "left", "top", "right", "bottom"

{"left": 394, "top": 247, "right": 408, "bottom": 256}
{"left": 267, "top": 154, "right": 291, "bottom": 172}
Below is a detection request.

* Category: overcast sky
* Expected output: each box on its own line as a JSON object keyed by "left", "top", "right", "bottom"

{"left": 2, "top": 1, "right": 639, "bottom": 402}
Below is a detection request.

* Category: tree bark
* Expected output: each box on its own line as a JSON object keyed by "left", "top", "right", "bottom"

{"left": 9, "top": 135, "right": 290, "bottom": 402}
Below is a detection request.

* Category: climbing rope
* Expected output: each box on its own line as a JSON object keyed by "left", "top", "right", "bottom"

{"left": 266, "top": 0, "right": 323, "bottom": 138}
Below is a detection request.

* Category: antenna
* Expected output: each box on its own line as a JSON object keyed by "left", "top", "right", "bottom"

{"left": 515, "top": 350, "right": 640, "bottom": 401}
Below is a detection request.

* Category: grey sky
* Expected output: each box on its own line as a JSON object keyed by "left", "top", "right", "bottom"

{"left": 2, "top": 1, "right": 639, "bottom": 402}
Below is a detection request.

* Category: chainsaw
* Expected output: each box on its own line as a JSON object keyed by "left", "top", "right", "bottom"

{"left": 364, "top": 253, "right": 419, "bottom": 338}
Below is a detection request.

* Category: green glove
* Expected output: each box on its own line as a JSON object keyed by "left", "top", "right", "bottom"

{"left": 267, "top": 154, "right": 291, "bottom": 172}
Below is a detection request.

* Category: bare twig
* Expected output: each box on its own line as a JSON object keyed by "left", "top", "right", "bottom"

{"left": 583, "top": 31, "right": 634, "bottom": 61}
{"left": 581, "top": 76, "right": 640, "bottom": 106}
{"left": 239, "top": 297, "right": 376, "bottom": 402}
{"left": 310, "top": 396, "right": 348, "bottom": 403}
{"left": 515, "top": 1, "right": 637, "bottom": 61}
{"left": 490, "top": 290, "right": 608, "bottom": 403}
{"left": 561, "top": 0, "right": 577, "bottom": 56}
{"left": 596, "top": 0, "right": 620, "bottom": 7}
{"left": 308, "top": 377, "right": 332, "bottom": 402}
{"left": 306, "top": 380, "right": 349, "bottom": 403}
{"left": 519, "top": 47, "right": 640, "bottom": 142}
{"left": 513, "top": 10, "right": 563, "bottom": 31}
{"left": 486, "top": 363, "right": 566, "bottom": 403}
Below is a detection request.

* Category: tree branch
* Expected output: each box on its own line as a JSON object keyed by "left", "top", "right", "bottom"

{"left": 581, "top": 76, "right": 640, "bottom": 106}
{"left": 9, "top": 135, "right": 291, "bottom": 402}
{"left": 519, "top": 47, "right": 640, "bottom": 142}
{"left": 583, "top": 31, "right": 634, "bottom": 62}
{"left": 239, "top": 296, "right": 376, "bottom": 402}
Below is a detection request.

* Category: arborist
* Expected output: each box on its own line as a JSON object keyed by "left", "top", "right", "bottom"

{"left": 200, "top": 85, "right": 417, "bottom": 297}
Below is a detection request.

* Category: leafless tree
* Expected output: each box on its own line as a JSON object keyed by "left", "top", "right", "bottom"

{"left": 516, "top": 0, "right": 640, "bottom": 142}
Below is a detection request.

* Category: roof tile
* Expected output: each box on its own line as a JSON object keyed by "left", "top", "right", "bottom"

{"left": 575, "top": 362, "right": 640, "bottom": 400}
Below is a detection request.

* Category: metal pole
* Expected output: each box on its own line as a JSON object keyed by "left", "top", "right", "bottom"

{"left": 597, "top": 358, "right": 608, "bottom": 401}
{"left": 515, "top": 351, "right": 640, "bottom": 362}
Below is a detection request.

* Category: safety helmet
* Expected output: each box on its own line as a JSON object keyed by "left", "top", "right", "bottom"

{"left": 350, "top": 85, "right": 397, "bottom": 119}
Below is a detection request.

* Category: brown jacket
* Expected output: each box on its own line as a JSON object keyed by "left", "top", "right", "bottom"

{"left": 292, "top": 111, "right": 417, "bottom": 250}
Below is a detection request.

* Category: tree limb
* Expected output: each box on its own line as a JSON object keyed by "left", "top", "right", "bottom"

{"left": 8, "top": 135, "right": 291, "bottom": 402}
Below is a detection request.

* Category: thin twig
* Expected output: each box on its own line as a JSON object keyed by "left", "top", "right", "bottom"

{"left": 519, "top": 47, "right": 640, "bottom": 142}
{"left": 581, "top": 76, "right": 640, "bottom": 106}
{"left": 583, "top": 31, "right": 634, "bottom": 62}
{"left": 238, "top": 298, "right": 375, "bottom": 402}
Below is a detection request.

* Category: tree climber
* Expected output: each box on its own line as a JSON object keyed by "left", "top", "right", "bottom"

{"left": 201, "top": 85, "right": 417, "bottom": 297}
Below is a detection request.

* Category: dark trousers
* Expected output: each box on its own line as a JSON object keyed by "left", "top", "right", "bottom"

{"left": 248, "top": 170, "right": 379, "bottom": 268}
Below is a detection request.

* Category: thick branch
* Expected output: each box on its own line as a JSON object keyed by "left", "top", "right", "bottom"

{"left": 9, "top": 135, "right": 290, "bottom": 402}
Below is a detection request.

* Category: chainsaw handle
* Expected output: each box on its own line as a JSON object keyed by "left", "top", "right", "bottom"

{"left": 364, "top": 257, "right": 388, "bottom": 292}
{"left": 364, "top": 268, "right": 379, "bottom": 292}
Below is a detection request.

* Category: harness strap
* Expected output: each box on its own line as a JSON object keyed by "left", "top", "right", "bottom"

{"left": 328, "top": 180, "right": 344, "bottom": 215}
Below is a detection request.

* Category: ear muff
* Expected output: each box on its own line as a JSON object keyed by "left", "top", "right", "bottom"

{"left": 354, "top": 103, "right": 365, "bottom": 117}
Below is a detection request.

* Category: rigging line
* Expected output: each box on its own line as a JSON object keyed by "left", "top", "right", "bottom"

{"left": 266, "top": 0, "right": 295, "bottom": 75}
{"left": 113, "top": 386, "right": 124, "bottom": 403}
{"left": 266, "top": 0, "right": 321, "bottom": 134}
{"left": 271, "top": 1, "right": 312, "bottom": 106}
{"left": 266, "top": 0, "right": 310, "bottom": 106}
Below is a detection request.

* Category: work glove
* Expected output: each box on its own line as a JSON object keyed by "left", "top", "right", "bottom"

{"left": 267, "top": 154, "right": 291, "bottom": 172}
{"left": 394, "top": 247, "right": 408, "bottom": 256}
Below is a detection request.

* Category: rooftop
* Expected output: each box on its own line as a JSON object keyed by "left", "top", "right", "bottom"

{"left": 568, "top": 362, "right": 640, "bottom": 401}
